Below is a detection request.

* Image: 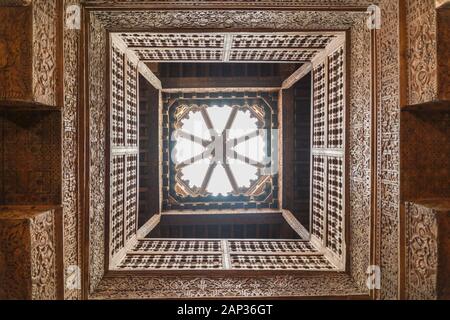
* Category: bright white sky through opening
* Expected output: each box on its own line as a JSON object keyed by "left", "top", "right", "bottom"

{"left": 173, "top": 105, "right": 266, "bottom": 196}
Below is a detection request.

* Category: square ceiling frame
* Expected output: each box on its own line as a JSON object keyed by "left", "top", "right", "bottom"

{"left": 77, "top": 3, "right": 375, "bottom": 299}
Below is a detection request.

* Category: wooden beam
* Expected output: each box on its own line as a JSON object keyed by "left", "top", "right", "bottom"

{"left": 162, "top": 87, "right": 281, "bottom": 93}
{"left": 161, "top": 76, "right": 283, "bottom": 89}
{"left": 282, "top": 210, "right": 310, "bottom": 240}
{"left": 160, "top": 212, "right": 286, "bottom": 226}
{"left": 281, "top": 88, "right": 295, "bottom": 211}
{"left": 137, "top": 214, "right": 161, "bottom": 239}
{"left": 112, "top": 33, "right": 162, "bottom": 89}
{"left": 311, "top": 33, "right": 346, "bottom": 67}
{"left": 138, "top": 62, "right": 162, "bottom": 90}
{"left": 282, "top": 63, "right": 312, "bottom": 89}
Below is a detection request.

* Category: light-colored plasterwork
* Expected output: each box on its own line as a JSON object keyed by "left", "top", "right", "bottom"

{"left": 84, "top": 8, "right": 373, "bottom": 299}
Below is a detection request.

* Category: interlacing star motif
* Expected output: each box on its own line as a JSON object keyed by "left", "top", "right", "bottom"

{"left": 173, "top": 104, "right": 268, "bottom": 197}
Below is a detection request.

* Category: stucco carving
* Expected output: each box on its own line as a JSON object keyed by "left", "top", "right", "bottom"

{"left": 348, "top": 17, "right": 371, "bottom": 291}
{"left": 32, "top": 0, "right": 57, "bottom": 106}
{"left": 0, "top": 7, "right": 32, "bottom": 100}
{"left": 62, "top": 0, "right": 82, "bottom": 300}
{"left": 406, "top": 0, "right": 438, "bottom": 105}
{"left": 94, "top": 10, "right": 363, "bottom": 31}
{"left": 376, "top": 0, "right": 401, "bottom": 300}
{"left": 83, "top": 0, "right": 376, "bottom": 8}
{"left": 91, "top": 274, "right": 363, "bottom": 299}
{"left": 30, "top": 210, "right": 57, "bottom": 300}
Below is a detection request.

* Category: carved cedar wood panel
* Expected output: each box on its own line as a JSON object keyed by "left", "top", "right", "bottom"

{"left": 85, "top": 9, "right": 374, "bottom": 298}
{"left": 405, "top": 202, "right": 438, "bottom": 300}
{"left": 406, "top": 0, "right": 438, "bottom": 106}
{"left": 376, "top": 0, "right": 401, "bottom": 300}
{"left": 32, "top": 0, "right": 58, "bottom": 107}
{"left": 348, "top": 17, "right": 371, "bottom": 292}
{"left": 109, "top": 42, "right": 139, "bottom": 262}
{"left": 116, "top": 32, "right": 337, "bottom": 63}
{"left": 0, "top": 0, "right": 428, "bottom": 297}
{"left": 83, "top": 0, "right": 376, "bottom": 8}
{"left": 0, "top": 111, "right": 61, "bottom": 205}
{"left": 62, "top": 0, "right": 82, "bottom": 300}
{"left": 0, "top": 207, "right": 58, "bottom": 300}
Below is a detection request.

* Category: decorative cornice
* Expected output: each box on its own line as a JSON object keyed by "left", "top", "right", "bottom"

{"left": 91, "top": 274, "right": 365, "bottom": 299}
{"left": 0, "top": 0, "right": 32, "bottom": 6}
{"left": 82, "top": 0, "right": 376, "bottom": 10}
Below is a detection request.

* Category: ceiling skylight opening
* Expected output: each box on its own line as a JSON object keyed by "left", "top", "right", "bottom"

{"left": 173, "top": 103, "right": 268, "bottom": 197}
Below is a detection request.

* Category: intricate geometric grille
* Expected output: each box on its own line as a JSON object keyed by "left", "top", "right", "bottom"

{"left": 109, "top": 44, "right": 140, "bottom": 262}
{"left": 111, "top": 45, "right": 125, "bottom": 146}
{"left": 118, "top": 33, "right": 225, "bottom": 48}
{"left": 117, "top": 254, "right": 223, "bottom": 270}
{"left": 313, "top": 63, "right": 326, "bottom": 148}
{"left": 228, "top": 240, "right": 317, "bottom": 253}
{"left": 232, "top": 34, "right": 336, "bottom": 49}
{"left": 132, "top": 240, "right": 222, "bottom": 253}
{"left": 126, "top": 60, "right": 138, "bottom": 146}
{"left": 326, "top": 157, "right": 344, "bottom": 257}
{"left": 135, "top": 49, "right": 223, "bottom": 61}
{"left": 125, "top": 155, "right": 138, "bottom": 241}
{"left": 230, "top": 255, "right": 334, "bottom": 270}
{"left": 229, "top": 49, "right": 318, "bottom": 62}
{"left": 328, "top": 46, "right": 345, "bottom": 149}
{"left": 311, "top": 156, "right": 326, "bottom": 241}
{"left": 117, "top": 239, "right": 340, "bottom": 271}
{"left": 111, "top": 155, "right": 125, "bottom": 255}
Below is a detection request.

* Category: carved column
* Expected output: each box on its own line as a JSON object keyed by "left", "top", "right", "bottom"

{"left": 405, "top": 200, "right": 450, "bottom": 300}
{"left": 0, "top": 206, "right": 62, "bottom": 300}
{"left": 0, "top": 0, "right": 58, "bottom": 107}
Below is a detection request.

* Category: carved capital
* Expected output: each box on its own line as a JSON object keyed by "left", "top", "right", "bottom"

{"left": 0, "top": 0, "right": 32, "bottom": 6}
{"left": 0, "top": 206, "right": 62, "bottom": 300}
{"left": 0, "top": 0, "right": 57, "bottom": 107}
{"left": 436, "top": 0, "right": 450, "bottom": 8}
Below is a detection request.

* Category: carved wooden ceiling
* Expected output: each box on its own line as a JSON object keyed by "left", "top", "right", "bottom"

{"left": 114, "top": 32, "right": 343, "bottom": 63}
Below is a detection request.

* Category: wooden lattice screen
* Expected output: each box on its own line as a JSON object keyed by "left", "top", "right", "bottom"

{"left": 109, "top": 43, "right": 139, "bottom": 263}
{"left": 310, "top": 45, "right": 346, "bottom": 267}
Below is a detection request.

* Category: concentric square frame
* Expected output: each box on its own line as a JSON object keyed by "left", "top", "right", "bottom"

{"left": 76, "top": 1, "right": 380, "bottom": 299}
{"left": 162, "top": 92, "right": 280, "bottom": 211}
